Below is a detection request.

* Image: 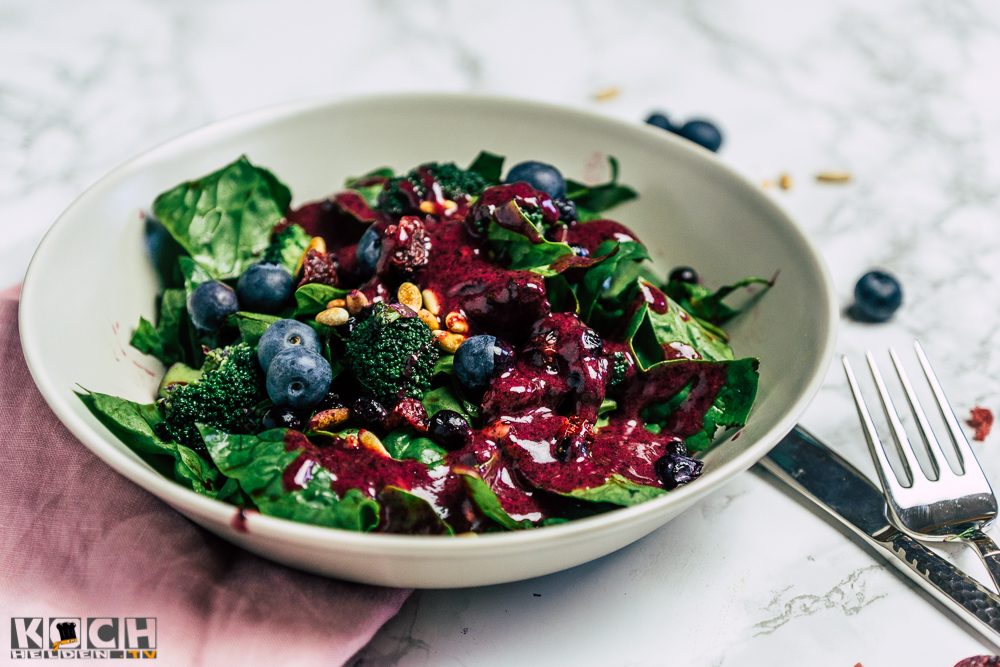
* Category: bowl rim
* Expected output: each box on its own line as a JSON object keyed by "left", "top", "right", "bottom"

{"left": 19, "top": 91, "right": 838, "bottom": 556}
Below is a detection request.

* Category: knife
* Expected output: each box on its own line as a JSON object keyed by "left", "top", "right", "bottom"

{"left": 762, "top": 426, "right": 1000, "bottom": 647}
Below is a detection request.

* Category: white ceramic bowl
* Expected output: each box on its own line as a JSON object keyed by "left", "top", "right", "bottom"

{"left": 21, "top": 94, "right": 837, "bottom": 588}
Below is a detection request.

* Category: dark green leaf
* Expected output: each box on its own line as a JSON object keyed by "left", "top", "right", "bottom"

{"left": 200, "top": 426, "right": 380, "bottom": 531}
{"left": 545, "top": 275, "right": 579, "bottom": 314}
{"left": 377, "top": 487, "right": 454, "bottom": 535}
{"left": 382, "top": 429, "right": 448, "bottom": 467}
{"left": 264, "top": 223, "right": 312, "bottom": 276}
{"left": 232, "top": 311, "right": 281, "bottom": 347}
{"left": 576, "top": 241, "right": 650, "bottom": 324}
{"left": 179, "top": 256, "right": 213, "bottom": 298}
{"left": 422, "top": 385, "right": 472, "bottom": 420}
{"left": 563, "top": 474, "right": 666, "bottom": 506}
{"left": 457, "top": 471, "right": 533, "bottom": 530}
{"left": 77, "top": 389, "right": 220, "bottom": 496}
{"left": 152, "top": 156, "right": 292, "bottom": 280}
{"left": 129, "top": 317, "right": 164, "bottom": 362}
{"left": 433, "top": 355, "right": 455, "bottom": 376}
{"left": 344, "top": 168, "right": 394, "bottom": 208}
{"left": 294, "top": 283, "right": 349, "bottom": 317}
{"left": 626, "top": 299, "right": 735, "bottom": 370}
{"left": 683, "top": 357, "right": 760, "bottom": 451}
{"left": 467, "top": 150, "right": 505, "bottom": 183}
{"left": 565, "top": 156, "right": 638, "bottom": 219}
{"left": 487, "top": 220, "right": 572, "bottom": 276}
{"left": 664, "top": 275, "right": 774, "bottom": 326}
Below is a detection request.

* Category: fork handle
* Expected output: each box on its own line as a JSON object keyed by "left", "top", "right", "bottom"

{"left": 966, "top": 529, "right": 1000, "bottom": 594}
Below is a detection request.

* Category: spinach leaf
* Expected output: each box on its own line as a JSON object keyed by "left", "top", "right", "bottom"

{"left": 664, "top": 275, "right": 775, "bottom": 327}
{"left": 467, "top": 150, "right": 505, "bottom": 183}
{"left": 231, "top": 311, "right": 281, "bottom": 347}
{"left": 200, "top": 426, "right": 380, "bottom": 531}
{"left": 382, "top": 429, "right": 448, "bottom": 467}
{"left": 487, "top": 221, "right": 572, "bottom": 276}
{"left": 129, "top": 288, "right": 188, "bottom": 366}
{"left": 545, "top": 275, "right": 579, "bottom": 314}
{"left": 345, "top": 167, "right": 394, "bottom": 208}
{"left": 563, "top": 474, "right": 666, "bottom": 506}
{"left": 421, "top": 385, "right": 473, "bottom": 420}
{"left": 178, "top": 256, "right": 213, "bottom": 298}
{"left": 263, "top": 223, "right": 312, "bottom": 276}
{"left": 377, "top": 487, "right": 454, "bottom": 535}
{"left": 565, "top": 156, "right": 638, "bottom": 221}
{"left": 152, "top": 156, "right": 292, "bottom": 280}
{"left": 457, "top": 470, "right": 533, "bottom": 530}
{"left": 433, "top": 355, "right": 455, "bottom": 376}
{"left": 681, "top": 357, "right": 760, "bottom": 451}
{"left": 625, "top": 299, "right": 735, "bottom": 370}
{"left": 77, "top": 389, "right": 221, "bottom": 496}
{"left": 294, "top": 283, "right": 349, "bottom": 317}
{"left": 576, "top": 241, "right": 650, "bottom": 324}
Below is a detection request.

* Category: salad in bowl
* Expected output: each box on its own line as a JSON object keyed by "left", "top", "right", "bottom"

{"left": 78, "top": 150, "right": 771, "bottom": 536}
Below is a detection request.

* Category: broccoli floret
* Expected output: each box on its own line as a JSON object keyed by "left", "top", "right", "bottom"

{"left": 377, "top": 162, "right": 487, "bottom": 216}
{"left": 344, "top": 302, "right": 439, "bottom": 405}
{"left": 262, "top": 223, "right": 311, "bottom": 273}
{"left": 158, "top": 343, "right": 264, "bottom": 452}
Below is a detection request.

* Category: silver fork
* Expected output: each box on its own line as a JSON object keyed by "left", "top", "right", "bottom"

{"left": 843, "top": 340, "right": 1000, "bottom": 591}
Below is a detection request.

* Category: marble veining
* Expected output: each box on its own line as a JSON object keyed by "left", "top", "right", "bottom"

{"left": 3, "top": 0, "right": 1000, "bottom": 664}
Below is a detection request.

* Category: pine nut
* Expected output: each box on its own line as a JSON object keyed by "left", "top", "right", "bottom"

{"left": 397, "top": 282, "right": 422, "bottom": 311}
{"left": 421, "top": 289, "right": 440, "bottom": 315}
{"left": 346, "top": 290, "right": 370, "bottom": 315}
{"left": 445, "top": 311, "right": 469, "bottom": 334}
{"left": 417, "top": 309, "right": 440, "bottom": 330}
{"left": 359, "top": 430, "right": 390, "bottom": 457}
{"left": 316, "top": 307, "right": 349, "bottom": 327}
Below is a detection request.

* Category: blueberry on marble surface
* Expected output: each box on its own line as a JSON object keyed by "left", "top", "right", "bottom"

{"left": 850, "top": 269, "right": 903, "bottom": 323}
{"left": 504, "top": 161, "right": 567, "bottom": 199}
{"left": 257, "top": 319, "right": 321, "bottom": 371}
{"left": 187, "top": 281, "right": 238, "bottom": 331}
{"left": 237, "top": 262, "right": 293, "bottom": 314}
{"left": 266, "top": 348, "right": 332, "bottom": 409}
{"left": 676, "top": 120, "right": 723, "bottom": 152}
{"left": 644, "top": 112, "right": 674, "bottom": 132}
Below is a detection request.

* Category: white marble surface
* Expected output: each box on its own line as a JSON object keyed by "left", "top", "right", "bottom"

{"left": 4, "top": 0, "right": 1000, "bottom": 664}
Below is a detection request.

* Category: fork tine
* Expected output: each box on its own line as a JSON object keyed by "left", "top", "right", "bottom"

{"left": 865, "top": 351, "right": 922, "bottom": 485}
{"left": 843, "top": 356, "right": 910, "bottom": 499}
{"left": 913, "top": 341, "right": 980, "bottom": 477}
{"left": 888, "top": 346, "right": 956, "bottom": 479}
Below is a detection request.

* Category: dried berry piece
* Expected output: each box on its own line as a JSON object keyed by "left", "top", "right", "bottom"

{"left": 385, "top": 397, "right": 430, "bottom": 432}
{"left": 379, "top": 216, "right": 431, "bottom": 275}
{"left": 968, "top": 407, "right": 994, "bottom": 442}
{"left": 298, "top": 249, "right": 339, "bottom": 288}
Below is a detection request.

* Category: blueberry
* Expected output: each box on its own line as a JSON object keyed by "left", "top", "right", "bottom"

{"left": 314, "top": 390, "right": 347, "bottom": 413}
{"left": 569, "top": 244, "right": 589, "bottom": 258}
{"left": 669, "top": 267, "right": 699, "bottom": 284}
{"left": 654, "top": 453, "right": 704, "bottom": 490}
{"left": 428, "top": 410, "right": 471, "bottom": 451}
{"left": 187, "top": 281, "right": 239, "bottom": 331}
{"left": 676, "top": 120, "right": 723, "bottom": 152}
{"left": 644, "top": 112, "right": 674, "bottom": 132}
{"left": 454, "top": 335, "right": 516, "bottom": 392}
{"left": 237, "top": 263, "right": 293, "bottom": 314}
{"left": 504, "top": 161, "right": 567, "bottom": 199}
{"left": 262, "top": 406, "right": 305, "bottom": 431}
{"left": 352, "top": 396, "right": 387, "bottom": 429}
{"left": 553, "top": 197, "right": 578, "bottom": 223}
{"left": 851, "top": 270, "right": 903, "bottom": 323}
{"left": 257, "top": 319, "right": 321, "bottom": 371}
{"left": 266, "top": 348, "right": 332, "bottom": 409}
{"left": 357, "top": 226, "right": 382, "bottom": 276}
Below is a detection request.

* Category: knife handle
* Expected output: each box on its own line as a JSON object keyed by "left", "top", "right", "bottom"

{"left": 884, "top": 531, "right": 1000, "bottom": 635}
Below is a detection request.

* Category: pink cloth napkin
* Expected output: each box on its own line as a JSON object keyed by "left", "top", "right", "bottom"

{"left": 0, "top": 286, "right": 409, "bottom": 665}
